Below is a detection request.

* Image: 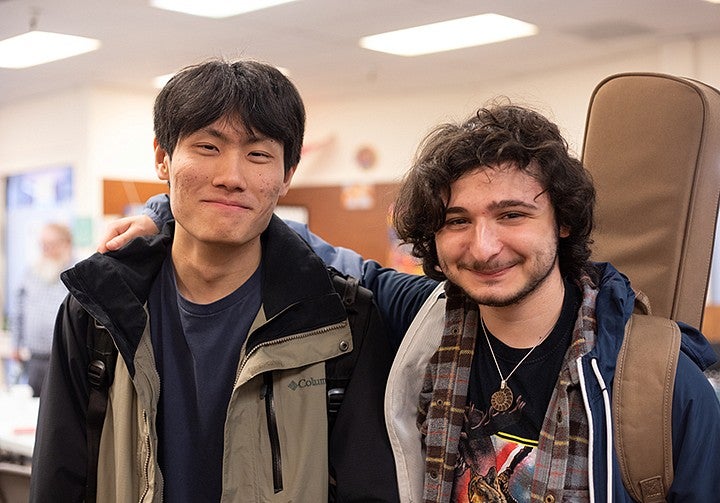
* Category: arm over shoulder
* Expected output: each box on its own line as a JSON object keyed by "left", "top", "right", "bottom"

{"left": 286, "top": 220, "right": 439, "bottom": 346}
{"left": 143, "top": 193, "right": 172, "bottom": 230}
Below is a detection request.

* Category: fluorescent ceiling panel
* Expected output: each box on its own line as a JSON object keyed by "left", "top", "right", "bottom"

{"left": 360, "top": 13, "right": 538, "bottom": 56}
{"left": 150, "top": 0, "right": 299, "bottom": 18}
{"left": 0, "top": 31, "right": 100, "bottom": 69}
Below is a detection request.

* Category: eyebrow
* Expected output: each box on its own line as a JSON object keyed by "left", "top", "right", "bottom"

{"left": 198, "top": 126, "right": 275, "bottom": 145}
{"left": 445, "top": 199, "right": 539, "bottom": 215}
{"left": 489, "top": 199, "right": 539, "bottom": 211}
{"left": 196, "top": 126, "right": 231, "bottom": 143}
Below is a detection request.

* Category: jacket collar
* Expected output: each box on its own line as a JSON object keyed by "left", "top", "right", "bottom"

{"left": 585, "top": 261, "right": 716, "bottom": 374}
{"left": 61, "top": 215, "right": 346, "bottom": 361}
{"left": 247, "top": 215, "right": 347, "bottom": 351}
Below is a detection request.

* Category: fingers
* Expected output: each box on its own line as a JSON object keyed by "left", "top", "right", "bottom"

{"left": 96, "top": 232, "right": 120, "bottom": 253}
{"left": 97, "top": 216, "right": 160, "bottom": 253}
{"left": 96, "top": 218, "right": 133, "bottom": 253}
{"left": 103, "top": 236, "right": 124, "bottom": 253}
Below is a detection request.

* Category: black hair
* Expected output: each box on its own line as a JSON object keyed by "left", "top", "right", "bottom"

{"left": 153, "top": 59, "right": 305, "bottom": 173}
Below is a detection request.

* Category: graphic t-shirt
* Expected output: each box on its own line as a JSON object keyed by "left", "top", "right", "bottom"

{"left": 451, "top": 280, "right": 580, "bottom": 503}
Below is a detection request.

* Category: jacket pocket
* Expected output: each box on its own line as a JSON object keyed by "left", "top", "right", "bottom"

{"left": 262, "top": 372, "right": 283, "bottom": 493}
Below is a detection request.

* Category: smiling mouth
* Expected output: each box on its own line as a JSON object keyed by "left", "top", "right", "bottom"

{"left": 463, "top": 262, "right": 516, "bottom": 277}
{"left": 469, "top": 268, "right": 507, "bottom": 279}
{"left": 205, "top": 199, "right": 251, "bottom": 211}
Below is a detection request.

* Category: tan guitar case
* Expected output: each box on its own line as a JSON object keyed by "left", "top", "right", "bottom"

{"left": 582, "top": 73, "right": 720, "bottom": 502}
{"left": 583, "top": 72, "right": 720, "bottom": 327}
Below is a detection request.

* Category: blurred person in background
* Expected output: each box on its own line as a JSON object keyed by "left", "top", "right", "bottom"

{"left": 12, "top": 222, "right": 73, "bottom": 397}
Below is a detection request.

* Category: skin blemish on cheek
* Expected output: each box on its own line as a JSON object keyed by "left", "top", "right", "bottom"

{"left": 177, "top": 169, "right": 209, "bottom": 183}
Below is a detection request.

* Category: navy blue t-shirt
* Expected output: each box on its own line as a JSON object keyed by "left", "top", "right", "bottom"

{"left": 148, "top": 257, "right": 262, "bottom": 502}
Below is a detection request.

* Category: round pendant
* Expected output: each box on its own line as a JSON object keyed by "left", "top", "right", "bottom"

{"left": 490, "top": 386, "right": 514, "bottom": 412}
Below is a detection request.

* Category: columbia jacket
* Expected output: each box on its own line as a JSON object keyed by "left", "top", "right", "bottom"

{"left": 30, "top": 216, "right": 398, "bottom": 502}
{"left": 290, "top": 224, "right": 720, "bottom": 502}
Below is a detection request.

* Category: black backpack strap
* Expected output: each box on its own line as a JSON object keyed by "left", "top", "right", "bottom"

{"left": 85, "top": 319, "right": 117, "bottom": 503}
{"left": 325, "top": 268, "right": 368, "bottom": 432}
{"left": 324, "top": 267, "right": 400, "bottom": 501}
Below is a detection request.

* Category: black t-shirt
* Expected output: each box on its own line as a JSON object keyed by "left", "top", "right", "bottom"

{"left": 452, "top": 279, "right": 580, "bottom": 502}
{"left": 148, "top": 257, "right": 262, "bottom": 502}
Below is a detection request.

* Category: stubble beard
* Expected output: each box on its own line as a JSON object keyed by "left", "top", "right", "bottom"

{"left": 456, "top": 249, "right": 559, "bottom": 308}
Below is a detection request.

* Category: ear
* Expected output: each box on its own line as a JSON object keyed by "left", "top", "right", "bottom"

{"left": 559, "top": 225, "right": 570, "bottom": 238}
{"left": 154, "top": 138, "right": 170, "bottom": 181}
{"left": 278, "top": 165, "right": 297, "bottom": 197}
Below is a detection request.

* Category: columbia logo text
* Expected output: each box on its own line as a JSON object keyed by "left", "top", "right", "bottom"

{"left": 288, "top": 377, "right": 326, "bottom": 391}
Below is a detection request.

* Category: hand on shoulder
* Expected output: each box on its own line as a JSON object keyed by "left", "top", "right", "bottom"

{"left": 97, "top": 214, "right": 159, "bottom": 253}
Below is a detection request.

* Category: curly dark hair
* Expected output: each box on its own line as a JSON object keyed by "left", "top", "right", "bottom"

{"left": 392, "top": 103, "right": 596, "bottom": 283}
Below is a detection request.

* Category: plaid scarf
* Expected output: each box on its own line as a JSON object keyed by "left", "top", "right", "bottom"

{"left": 417, "top": 282, "right": 478, "bottom": 502}
{"left": 418, "top": 277, "right": 599, "bottom": 503}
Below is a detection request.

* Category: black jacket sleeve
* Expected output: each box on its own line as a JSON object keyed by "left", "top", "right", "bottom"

{"left": 30, "top": 295, "right": 94, "bottom": 502}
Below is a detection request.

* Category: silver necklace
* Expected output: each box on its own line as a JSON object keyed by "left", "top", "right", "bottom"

{"left": 481, "top": 317, "right": 551, "bottom": 412}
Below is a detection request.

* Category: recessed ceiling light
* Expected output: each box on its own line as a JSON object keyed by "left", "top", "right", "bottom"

{"left": 150, "top": 0, "right": 299, "bottom": 18}
{"left": 0, "top": 31, "right": 100, "bottom": 69}
{"left": 359, "top": 13, "right": 538, "bottom": 57}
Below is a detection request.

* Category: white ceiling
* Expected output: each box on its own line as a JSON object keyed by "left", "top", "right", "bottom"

{"left": 0, "top": 0, "right": 719, "bottom": 106}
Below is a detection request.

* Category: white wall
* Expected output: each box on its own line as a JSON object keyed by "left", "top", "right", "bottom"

{"left": 0, "top": 89, "right": 88, "bottom": 178}
{"left": 85, "top": 88, "right": 157, "bottom": 185}
{"left": 83, "top": 87, "right": 158, "bottom": 236}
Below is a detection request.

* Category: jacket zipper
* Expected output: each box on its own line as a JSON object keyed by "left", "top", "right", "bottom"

{"left": 261, "top": 372, "right": 283, "bottom": 493}
{"left": 139, "top": 409, "right": 152, "bottom": 502}
{"left": 235, "top": 321, "right": 348, "bottom": 495}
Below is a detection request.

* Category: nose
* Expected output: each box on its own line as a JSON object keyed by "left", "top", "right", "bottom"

{"left": 212, "top": 152, "right": 248, "bottom": 191}
{"left": 467, "top": 221, "right": 502, "bottom": 262}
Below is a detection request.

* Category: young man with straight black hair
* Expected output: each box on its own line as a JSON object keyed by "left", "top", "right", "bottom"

{"left": 32, "top": 59, "right": 399, "bottom": 502}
